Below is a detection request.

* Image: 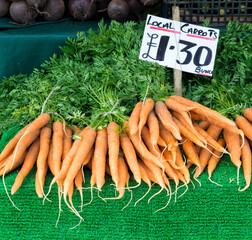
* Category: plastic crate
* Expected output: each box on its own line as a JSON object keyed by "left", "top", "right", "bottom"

{"left": 161, "top": 0, "right": 252, "bottom": 26}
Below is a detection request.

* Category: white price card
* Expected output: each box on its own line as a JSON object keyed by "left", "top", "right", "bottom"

{"left": 139, "top": 14, "right": 220, "bottom": 77}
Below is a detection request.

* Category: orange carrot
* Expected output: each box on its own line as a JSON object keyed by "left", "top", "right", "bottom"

{"left": 239, "top": 137, "right": 251, "bottom": 191}
{"left": 128, "top": 102, "right": 143, "bottom": 136}
{"left": 159, "top": 123, "right": 178, "bottom": 160}
{"left": 207, "top": 138, "right": 225, "bottom": 185}
{"left": 75, "top": 168, "right": 83, "bottom": 208}
{"left": 49, "top": 127, "right": 89, "bottom": 185}
{"left": 243, "top": 108, "right": 252, "bottom": 122}
{"left": 64, "top": 127, "right": 96, "bottom": 198}
{"left": 165, "top": 97, "right": 195, "bottom": 129}
{"left": 180, "top": 136, "right": 200, "bottom": 167}
{"left": 23, "top": 113, "right": 50, "bottom": 136}
{"left": 170, "top": 95, "right": 237, "bottom": 128}
{"left": 223, "top": 128, "right": 241, "bottom": 168}
{"left": 9, "top": 129, "right": 40, "bottom": 169}
{"left": 194, "top": 125, "right": 223, "bottom": 178}
{"left": 11, "top": 138, "right": 40, "bottom": 195}
{"left": 0, "top": 124, "right": 30, "bottom": 162}
{"left": 157, "top": 136, "right": 167, "bottom": 148}
{"left": 198, "top": 120, "right": 210, "bottom": 130}
{"left": 155, "top": 101, "right": 181, "bottom": 140}
{"left": 124, "top": 121, "right": 164, "bottom": 169}
{"left": 35, "top": 126, "right": 52, "bottom": 198}
{"left": 193, "top": 122, "right": 228, "bottom": 154}
{"left": 172, "top": 111, "right": 207, "bottom": 145}
{"left": 107, "top": 122, "right": 120, "bottom": 188}
{"left": 163, "top": 147, "right": 190, "bottom": 183}
{"left": 141, "top": 126, "right": 179, "bottom": 185}
{"left": 103, "top": 156, "right": 130, "bottom": 200}
{"left": 236, "top": 116, "right": 252, "bottom": 142}
{"left": 172, "top": 117, "right": 206, "bottom": 149}
{"left": 120, "top": 131, "right": 141, "bottom": 184}
{"left": 0, "top": 150, "right": 28, "bottom": 176}
{"left": 52, "top": 122, "right": 64, "bottom": 179}
{"left": 72, "top": 125, "right": 81, "bottom": 134}
{"left": 147, "top": 110, "right": 160, "bottom": 146}
{"left": 62, "top": 125, "right": 73, "bottom": 160}
{"left": 93, "top": 128, "right": 108, "bottom": 190}
{"left": 139, "top": 98, "right": 154, "bottom": 137}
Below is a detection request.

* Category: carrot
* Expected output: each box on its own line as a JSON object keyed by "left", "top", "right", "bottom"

{"left": 48, "top": 127, "right": 89, "bottom": 187}
{"left": 9, "top": 129, "right": 41, "bottom": 170}
{"left": 243, "top": 108, "right": 252, "bottom": 122}
{"left": 141, "top": 126, "right": 179, "bottom": 185}
{"left": 165, "top": 97, "right": 195, "bottom": 128}
{"left": 124, "top": 121, "right": 164, "bottom": 169}
{"left": 193, "top": 122, "right": 228, "bottom": 154}
{"left": 162, "top": 147, "right": 190, "bottom": 183}
{"left": 139, "top": 98, "right": 154, "bottom": 137}
{"left": 198, "top": 121, "right": 210, "bottom": 130}
{"left": 11, "top": 138, "right": 40, "bottom": 195}
{"left": 207, "top": 138, "right": 225, "bottom": 186}
{"left": 180, "top": 136, "right": 200, "bottom": 167}
{"left": 0, "top": 124, "right": 30, "bottom": 163}
{"left": 169, "top": 95, "right": 237, "bottom": 128}
{"left": 35, "top": 126, "right": 52, "bottom": 198}
{"left": 128, "top": 102, "right": 143, "bottom": 136}
{"left": 0, "top": 150, "right": 28, "bottom": 176}
{"left": 93, "top": 128, "right": 108, "bottom": 191}
{"left": 23, "top": 113, "right": 50, "bottom": 136}
{"left": 107, "top": 122, "right": 120, "bottom": 188}
{"left": 157, "top": 136, "right": 167, "bottom": 148}
{"left": 64, "top": 127, "right": 96, "bottom": 199}
{"left": 120, "top": 131, "right": 141, "bottom": 184}
{"left": 155, "top": 101, "right": 181, "bottom": 140}
{"left": 82, "top": 146, "right": 94, "bottom": 166}
{"left": 52, "top": 122, "right": 64, "bottom": 180}
{"left": 172, "top": 111, "right": 207, "bottom": 145}
{"left": 172, "top": 117, "right": 206, "bottom": 149}
{"left": 239, "top": 137, "right": 251, "bottom": 191}
{"left": 139, "top": 157, "right": 166, "bottom": 189}
{"left": 134, "top": 160, "right": 152, "bottom": 206}
{"left": 147, "top": 110, "right": 160, "bottom": 146}
{"left": 159, "top": 123, "right": 178, "bottom": 161}
{"left": 62, "top": 125, "right": 73, "bottom": 160}
{"left": 72, "top": 125, "right": 81, "bottom": 133}
{"left": 63, "top": 127, "right": 96, "bottom": 222}
{"left": 103, "top": 156, "right": 130, "bottom": 200}
{"left": 75, "top": 168, "right": 83, "bottom": 210}
{"left": 194, "top": 125, "right": 223, "bottom": 178}
{"left": 235, "top": 115, "right": 252, "bottom": 142}
{"left": 223, "top": 128, "right": 242, "bottom": 168}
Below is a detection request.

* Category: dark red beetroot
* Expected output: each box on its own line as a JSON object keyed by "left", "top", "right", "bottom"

{"left": 68, "top": 0, "right": 96, "bottom": 21}
{"left": 107, "top": 0, "right": 129, "bottom": 22}
{"left": 96, "top": 0, "right": 110, "bottom": 14}
{"left": 26, "top": 0, "right": 47, "bottom": 9}
{"left": 9, "top": 0, "right": 39, "bottom": 24}
{"left": 126, "top": 0, "right": 145, "bottom": 20}
{"left": 0, "top": 0, "right": 10, "bottom": 17}
{"left": 42, "top": 0, "right": 65, "bottom": 21}
{"left": 139, "top": 0, "right": 159, "bottom": 6}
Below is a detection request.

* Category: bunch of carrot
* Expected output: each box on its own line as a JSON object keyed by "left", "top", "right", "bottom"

{"left": 0, "top": 96, "right": 251, "bottom": 221}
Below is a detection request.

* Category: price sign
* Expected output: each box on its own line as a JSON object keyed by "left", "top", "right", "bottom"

{"left": 139, "top": 15, "right": 220, "bottom": 77}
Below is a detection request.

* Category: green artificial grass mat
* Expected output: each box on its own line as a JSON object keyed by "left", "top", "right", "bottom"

{"left": 0, "top": 126, "right": 251, "bottom": 240}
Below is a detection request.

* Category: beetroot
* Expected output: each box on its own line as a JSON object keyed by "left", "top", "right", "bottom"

{"left": 26, "top": 0, "right": 47, "bottom": 9}
{"left": 0, "top": 0, "right": 10, "bottom": 17}
{"left": 68, "top": 0, "right": 96, "bottom": 21}
{"left": 42, "top": 0, "right": 65, "bottom": 21}
{"left": 139, "top": 0, "right": 159, "bottom": 6}
{"left": 107, "top": 0, "right": 129, "bottom": 22}
{"left": 126, "top": 0, "right": 145, "bottom": 20}
{"left": 9, "top": 0, "right": 39, "bottom": 24}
